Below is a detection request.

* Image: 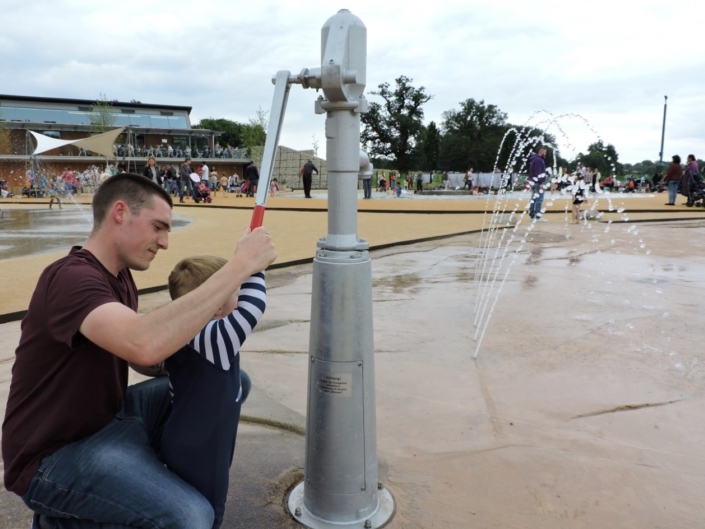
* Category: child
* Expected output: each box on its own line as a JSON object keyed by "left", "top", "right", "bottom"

{"left": 220, "top": 174, "right": 229, "bottom": 197}
{"left": 270, "top": 177, "right": 279, "bottom": 196}
{"left": 571, "top": 173, "right": 588, "bottom": 224}
{"left": 161, "top": 256, "right": 266, "bottom": 529}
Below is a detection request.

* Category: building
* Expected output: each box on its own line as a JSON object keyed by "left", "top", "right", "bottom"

{"left": 0, "top": 94, "right": 250, "bottom": 190}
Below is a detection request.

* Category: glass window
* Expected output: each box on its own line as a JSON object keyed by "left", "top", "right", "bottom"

{"left": 41, "top": 109, "right": 64, "bottom": 123}
{"left": 0, "top": 106, "right": 17, "bottom": 120}
{"left": 64, "top": 111, "right": 91, "bottom": 125}
{"left": 42, "top": 130, "right": 61, "bottom": 139}
{"left": 172, "top": 135, "right": 189, "bottom": 149}
{"left": 112, "top": 113, "right": 131, "bottom": 126}
{"left": 168, "top": 115, "right": 188, "bottom": 128}
{"left": 15, "top": 107, "right": 42, "bottom": 122}
{"left": 129, "top": 114, "right": 151, "bottom": 127}
{"left": 149, "top": 115, "right": 170, "bottom": 129}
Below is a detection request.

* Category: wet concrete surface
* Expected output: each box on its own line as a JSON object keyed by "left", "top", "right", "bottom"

{"left": 1, "top": 219, "right": 705, "bottom": 528}
{"left": 0, "top": 208, "right": 192, "bottom": 260}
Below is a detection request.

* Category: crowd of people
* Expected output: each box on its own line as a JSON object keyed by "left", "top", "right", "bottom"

{"left": 373, "top": 170, "right": 425, "bottom": 197}
{"left": 110, "top": 142, "right": 247, "bottom": 160}
{"left": 140, "top": 158, "right": 266, "bottom": 204}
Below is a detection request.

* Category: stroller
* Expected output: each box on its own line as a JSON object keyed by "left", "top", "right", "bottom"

{"left": 679, "top": 171, "right": 705, "bottom": 208}
{"left": 193, "top": 182, "right": 213, "bottom": 203}
{"left": 240, "top": 180, "right": 252, "bottom": 197}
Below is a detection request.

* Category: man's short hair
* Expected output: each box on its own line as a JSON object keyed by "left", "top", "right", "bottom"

{"left": 537, "top": 146, "right": 547, "bottom": 152}
{"left": 185, "top": 157, "right": 191, "bottom": 162}
{"left": 92, "top": 173, "right": 173, "bottom": 230}
{"left": 168, "top": 255, "right": 228, "bottom": 300}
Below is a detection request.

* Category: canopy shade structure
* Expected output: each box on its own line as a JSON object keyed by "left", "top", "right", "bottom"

{"left": 29, "top": 127, "right": 125, "bottom": 158}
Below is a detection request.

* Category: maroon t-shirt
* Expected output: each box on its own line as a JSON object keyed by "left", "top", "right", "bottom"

{"left": 2, "top": 247, "right": 137, "bottom": 495}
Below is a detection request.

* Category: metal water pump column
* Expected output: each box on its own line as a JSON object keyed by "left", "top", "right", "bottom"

{"left": 288, "top": 9, "right": 395, "bottom": 529}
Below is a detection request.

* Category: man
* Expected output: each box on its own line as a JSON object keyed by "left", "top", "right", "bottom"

{"left": 299, "top": 159, "right": 318, "bottom": 199}
{"left": 2, "top": 174, "right": 276, "bottom": 528}
{"left": 244, "top": 162, "right": 259, "bottom": 197}
{"left": 178, "top": 157, "right": 195, "bottom": 203}
{"left": 528, "top": 146, "right": 548, "bottom": 221}
{"left": 200, "top": 162, "right": 210, "bottom": 186}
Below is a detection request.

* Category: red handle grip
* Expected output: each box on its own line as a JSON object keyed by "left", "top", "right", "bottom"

{"left": 250, "top": 204, "right": 265, "bottom": 230}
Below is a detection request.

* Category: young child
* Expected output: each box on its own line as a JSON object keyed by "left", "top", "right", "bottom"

{"left": 571, "top": 173, "right": 588, "bottom": 224}
{"left": 270, "top": 177, "right": 279, "bottom": 196}
{"left": 161, "top": 256, "right": 266, "bottom": 529}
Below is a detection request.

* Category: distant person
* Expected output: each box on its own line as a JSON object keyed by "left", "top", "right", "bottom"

{"left": 244, "top": 162, "right": 259, "bottom": 197}
{"left": 664, "top": 155, "right": 682, "bottom": 205}
{"left": 200, "top": 162, "right": 210, "bottom": 186}
{"left": 117, "top": 163, "right": 127, "bottom": 174}
{"left": 415, "top": 171, "right": 424, "bottom": 193}
{"left": 362, "top": 170, "right": 372, "bottom": 199}
{"left": 220, "top": 173, "right": 229, "bottom": 197}
{"left": 528, "top": 146, "right": 548, "bottom": 221}
{"left": 686, "top": 154, "right": 702, "bottom": 184}
{"left": 570, "top": 172, "right": 589, "bottom": 224}
{"left": 143, "top": 156, "right": 160, "bottom": 185}
{"left": 299, "top": 159, "right": 318, "bottom": 199}
{"left": 602, "top": 174, "right": 615, "bottom": 191}
{"left": 179, "top": 157, "right": 195, "bottom": 203}
{"left": 463, "top": 168, "right": 473, "bottom": 190}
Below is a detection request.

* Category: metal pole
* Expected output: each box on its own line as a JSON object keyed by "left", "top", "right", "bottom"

{"left": 659, "top": 95, "right": 668, "bottom": 168}
{"left": 287, "top": 9, "right": 394, "bottom": 529}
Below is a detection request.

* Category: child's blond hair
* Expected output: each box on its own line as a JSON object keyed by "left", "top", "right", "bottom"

{"left": 168, "top": 255, "right": 228, "bottom": 300}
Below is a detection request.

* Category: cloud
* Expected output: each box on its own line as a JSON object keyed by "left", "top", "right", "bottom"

{"left": 1, "top": 0, "right": 703, "bottom": 164}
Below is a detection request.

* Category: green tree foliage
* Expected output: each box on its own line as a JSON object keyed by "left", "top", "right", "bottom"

{"left": 89, "top": 93, "right": 115, "bottom": 133}
{"left": 193, "top": 118, "right": 244, "bottom": 147}
{"left": 421, "top": 121, "right": 440, "bottom": 171}
{"left": 575, "top": 140, "right": 623, "bottom": 176}
{"left": 361, "top": 76, "right": 432, "bottom": 174}
{"left": 439, "top": 99, "right": 509, "bottom": 172}
{"left": 193, "top": 117, "right": 266, "bottom": 152}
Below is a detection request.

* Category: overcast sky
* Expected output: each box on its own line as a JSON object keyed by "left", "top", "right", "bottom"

{"left": 1, "top": 0, "right": 702, "bottom": 165}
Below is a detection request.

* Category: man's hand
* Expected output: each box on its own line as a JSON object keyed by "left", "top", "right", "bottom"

{"left": 233, "top": 226, "right": 277, "bottom": 275}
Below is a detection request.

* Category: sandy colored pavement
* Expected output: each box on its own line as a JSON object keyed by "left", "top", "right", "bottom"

{"left": 1, "top": 195, "right": 704, "bottom": 526}
{"left": 1, "top": 191, "right": 703, "bottom": 316}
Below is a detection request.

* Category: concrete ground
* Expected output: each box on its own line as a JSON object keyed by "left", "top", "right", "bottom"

{"left": 1, "top": 191, "right": 704, "bottom": 528}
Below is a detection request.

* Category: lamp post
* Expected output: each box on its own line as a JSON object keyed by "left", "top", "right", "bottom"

{"left": 658, "top": 95, "right": 668, "bottom": 168}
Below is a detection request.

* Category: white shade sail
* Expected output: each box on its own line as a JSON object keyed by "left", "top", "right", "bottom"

{"left": 30, "top": 127, "right": 125, "bottom": 158}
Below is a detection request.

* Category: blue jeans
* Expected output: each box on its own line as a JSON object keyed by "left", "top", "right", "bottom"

{"left": 529, "top": 183, "right": 544, "bottom": 218}
{"left": 178, "top": 180, "right": 195, "bottom": 202}
{"left": 362, "top": 178, "right": 371, "bottom": 198}
{"left": 668, "top": 180, "right": 678, "bottom": 204}
{"left": 23, "top": 378, "right": 214, "bottom": 529}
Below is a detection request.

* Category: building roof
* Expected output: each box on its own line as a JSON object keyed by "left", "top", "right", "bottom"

{"left": 0, "top": 94, "right": 191, "bottom": 113}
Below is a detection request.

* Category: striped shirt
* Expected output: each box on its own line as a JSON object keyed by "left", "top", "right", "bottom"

{"left": 167, "top": 272, "right": 266, "bottom": 402}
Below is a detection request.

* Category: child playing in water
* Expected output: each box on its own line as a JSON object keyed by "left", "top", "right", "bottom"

{"left": 571, "top": 173, "right": 588, "bottom": 224}
{"left": 161, "top": 256, "right": 266, "bottom": 529}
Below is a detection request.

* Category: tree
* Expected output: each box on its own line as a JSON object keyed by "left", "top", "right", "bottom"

{"left": 193, "top": 118, "right": 245, "bottom": 147}
{"left": 361, "top": 76, "right": 432, "bottom": 174}
{"left": 421, "top": 121, "right": 440, "bottom": 171}
{"left": 575, "top": 140, "right": 623, "bottom": 176}
{"left": 89, "top": 93, "right": 115, "bottom": 133}
{"left": 438, "top": 99, "right": 508, "bottom": 172}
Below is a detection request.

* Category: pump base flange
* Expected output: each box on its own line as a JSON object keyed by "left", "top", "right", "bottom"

{"left": 287, "top": 481, "right": 395, "bottom": 529}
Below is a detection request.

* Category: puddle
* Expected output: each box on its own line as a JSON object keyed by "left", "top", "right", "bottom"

{"left": 0, "top": 209, "right": 192, "bottom": 259}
